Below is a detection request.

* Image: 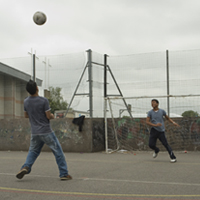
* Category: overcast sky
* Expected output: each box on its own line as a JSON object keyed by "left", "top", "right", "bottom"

{"left": 1, "top": 0, "right": 200, "bottom": 59}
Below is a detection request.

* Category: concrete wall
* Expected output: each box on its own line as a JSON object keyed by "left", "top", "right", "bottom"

{"left": 0, "top": 118, "right": 105, "bottom": 152}
{"left": 0, "top": 117, "right": 200, "bottom": 152}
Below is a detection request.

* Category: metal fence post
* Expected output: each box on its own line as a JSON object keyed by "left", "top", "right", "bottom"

{"left": 33, "top": 54, "right": 36, "bottom": 82}
{"left": 87, "top": 49, "right": 93, "bottom": 118}
{"left": 166, "top": 50, "right": 170, "bottom": 116}
{"left": 104, "top": 54, "right": 108, "bottom": 152}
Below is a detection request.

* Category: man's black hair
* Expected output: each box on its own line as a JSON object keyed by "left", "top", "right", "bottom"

{"left": 26, "top": 79, "right": 37, "bottom": 95}
{"left": 151, "top": 99, "right": 159, "bottom": 104}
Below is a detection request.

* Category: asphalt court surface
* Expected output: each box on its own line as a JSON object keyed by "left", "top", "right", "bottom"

{"left": 0, "top": 150, "right": 200, "bottom": 200}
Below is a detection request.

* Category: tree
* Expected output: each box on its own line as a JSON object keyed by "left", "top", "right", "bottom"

{"left": 47, "top": 87, "right": 68, "bottom": 114}
{"left": 181, "top": 110, "right": 199, "bottom": 117}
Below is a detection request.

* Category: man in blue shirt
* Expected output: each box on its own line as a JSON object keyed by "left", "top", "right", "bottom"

{"left": 146, "top": 99, "right": 179, "bottom": 163}
{"left": 16, "top": 80, "right": 72, "bottom": 180}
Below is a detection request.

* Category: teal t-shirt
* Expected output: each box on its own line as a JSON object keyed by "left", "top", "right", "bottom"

{"left": 147, "top": 109, "right": 166, "bottom": 132}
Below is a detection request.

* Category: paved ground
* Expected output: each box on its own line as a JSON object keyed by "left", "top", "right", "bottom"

{"left": 0, "top": 150, "right": 200, "bottom": 200}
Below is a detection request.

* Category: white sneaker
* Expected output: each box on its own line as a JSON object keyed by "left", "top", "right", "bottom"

{"left": 170, "top": 158, "right": 177, "bottom": 163}
{"left": 153, "top": 152, "right": 158, "bottom": 158}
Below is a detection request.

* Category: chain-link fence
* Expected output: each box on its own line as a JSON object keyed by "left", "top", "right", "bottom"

{"left": 1, "top": 49, "right": 200, "bottom": 118}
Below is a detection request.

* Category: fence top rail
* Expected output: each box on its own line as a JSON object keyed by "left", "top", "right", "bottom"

{"left": 106, "top": 94, "right": 200, "bottom": 100}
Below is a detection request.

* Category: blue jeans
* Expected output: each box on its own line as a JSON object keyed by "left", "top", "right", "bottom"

{"left": 21, "top": 132, "right": 68, "bottom": 177}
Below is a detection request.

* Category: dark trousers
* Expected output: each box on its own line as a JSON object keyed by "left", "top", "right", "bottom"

{"left": 149, "top": 128, "right": 176, "bottom": 159}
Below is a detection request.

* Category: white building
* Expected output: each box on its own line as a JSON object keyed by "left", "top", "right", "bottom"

{"left": 0, "top": 62, "right": 42, "bottom": 119}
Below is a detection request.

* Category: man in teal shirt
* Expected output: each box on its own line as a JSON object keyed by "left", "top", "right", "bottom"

{"left": 146, "top": 99, "right": 179, "bottom": 163}
{"left": 16, "top": 80, "right": 72, "bottom": 180}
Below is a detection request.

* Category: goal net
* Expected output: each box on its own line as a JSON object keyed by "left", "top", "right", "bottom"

{"left": 105, "top": 95, "right": 200, "bottom": 153}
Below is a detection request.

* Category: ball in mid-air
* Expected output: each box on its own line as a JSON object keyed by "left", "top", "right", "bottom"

{"left": 33, "top": 11, "right": 47, "bottom": 25}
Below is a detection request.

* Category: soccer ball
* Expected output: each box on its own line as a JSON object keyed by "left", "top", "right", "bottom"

{"left": 33, "top": 11, "right": 47, "bottom": 25}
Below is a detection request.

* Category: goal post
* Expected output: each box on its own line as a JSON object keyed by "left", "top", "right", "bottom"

{"left": 105, "top": 95, "right": 200, "bottom": 153}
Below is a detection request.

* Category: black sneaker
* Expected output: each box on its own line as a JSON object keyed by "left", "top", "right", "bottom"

{"left": 16, "top": 167, "right": 29, "bottom": 179}
{"left": 60, "top": 174, "right": 72, "bottom": 181}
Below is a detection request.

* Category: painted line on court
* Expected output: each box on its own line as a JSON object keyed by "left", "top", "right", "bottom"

{"left": 0, "top": 186, "right": 200, "bottom": 198}
{"left": 145, "top": 161, "right": 200, "bottom": 165}
{"left": 1, "top": 156, "right": 200, "bottom": 166}
{"left": 0, "top": 172, "right": 200, "bottom": 187}
{"left": 0, "top": 173, "right": 55, "bottom": 179}
{"left": 82, "top": 178, "right": 200, "bottom": 187}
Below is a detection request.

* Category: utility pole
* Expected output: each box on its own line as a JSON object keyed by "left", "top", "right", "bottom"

{"left": 48, "top": 59, "right": 52, "bottom": 89}
{"left": 28, "top": 49, "right": 39, "bottom": 82}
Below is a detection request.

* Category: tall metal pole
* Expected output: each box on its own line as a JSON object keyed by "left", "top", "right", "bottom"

{"left": 48, "top": 59, "right": 52, "bottom": 88}
{"left": 166, "top": 50, "right": 170, "bottom": 116}
{"left": 42, "top": 57, "right": 47, "bottom": 89}
{"left": 33, "top": 54, "right": 36, "bottom": 82}
{"left": 104, "top": 54, "right": 108, "bottom": 153}
{"left": 107, "top": 65, "right": 133, "bottom": 118}
{"left": 104, "top": 54, "right": 107, "bottom": 98}
{"left": 87, "top": 49, "right": 93, "bottom": 118}
{"left": 28, "top": 48, "right": 33, "bottom": 80}
{"left": 64, "top": 63, "right": 88, "bottom": 118}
